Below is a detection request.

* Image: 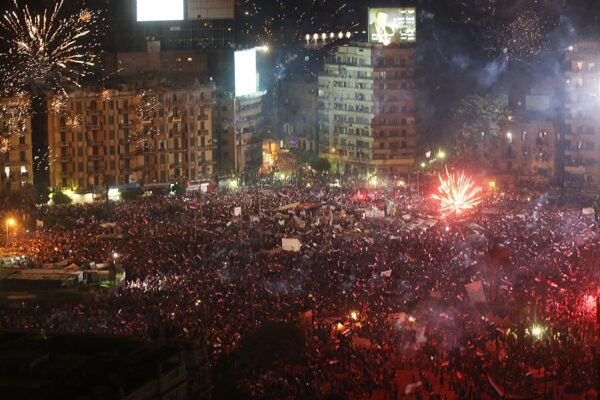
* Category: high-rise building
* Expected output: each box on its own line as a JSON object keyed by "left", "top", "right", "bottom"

{"left": 277, "top": 76, "right": 318, "bottom": 152}
{"left": 0, "top": 96, "right": 34, "bottom": 194}
{"left": 563, "top": 41, "right": 600, "bottom": 195}
{"left": 317, "top": 42, "right": 417, "bottom": 177}
{"left": 47, "top": 84, "right": 215, "bottom": 191}
{"left": 108, "top": 0, "right": 235, "bottom": 52}
{"left": 214, "top": 92, "right": 264, "bottom": 178}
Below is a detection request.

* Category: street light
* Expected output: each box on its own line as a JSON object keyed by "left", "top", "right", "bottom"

{"left": 5, "top": 217, "right": 14, "bottom": 244}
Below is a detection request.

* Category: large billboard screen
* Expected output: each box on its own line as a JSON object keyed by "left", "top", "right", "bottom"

{"left": 137, "top": 0, "right": 185, "bottom": 22}
{"left": 368, "top": 8, "right": 416, "bottom": 44}
{"left": 234, "top": 49, "right": 258, "bottom": 97}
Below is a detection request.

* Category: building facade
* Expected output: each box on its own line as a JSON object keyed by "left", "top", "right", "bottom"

{"left": 495, "top": 118, "right": 558, "bottom": 190}
{"left": 47, "top": 85, "right": 215, "bottom": 191}
{"left": 0, "top": 95, "right": 34, "bottom": 194}
{"left": 108, "top": 0, "right": 235, "bottom": 52}
{"left": 317, "top": 43, "right": 417, "bottom": 177}
{"left": 277, "top": 77, "right": 318, "bottom": 152}
{"left": 215, "top": 92, "right": 264, "bottom": 178}
{"left": 563, "top": 41, "right": 600, "bottom": 194}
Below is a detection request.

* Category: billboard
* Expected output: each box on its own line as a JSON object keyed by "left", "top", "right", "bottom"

{"left": 137, "top": 0, "right": 185, "bottom": 22}
{"left": 368, "top": 8, "right": 416, "bottom": 45}
{"left": 234, "top": 48, "right": 258, "bottom": 97}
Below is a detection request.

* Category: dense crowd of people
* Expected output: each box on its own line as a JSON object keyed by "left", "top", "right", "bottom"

{"left": 0, "top": 181, "right": 599, "bottom": 399}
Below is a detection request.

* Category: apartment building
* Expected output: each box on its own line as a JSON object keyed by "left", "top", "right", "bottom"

{"left": 563, "top": 41, "right": 600, "bottom": 194}
{"left": 47, "top": 84, "right": 215, "bottom": 191}
{"left": 317, "top": 43, "right": 417, "bottom": 177}
{"left": 0, "top": 95, "right": 33, "bottom": 194}
{"left": 214, "top": 92, "right": 264, "bottom": 178}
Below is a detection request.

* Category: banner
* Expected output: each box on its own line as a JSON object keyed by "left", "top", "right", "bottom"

{"left": 282, "top": 238, "right": 301, "bottom": 252}
{"left": 465, "top": 281, "right": 486, "bottom": 303}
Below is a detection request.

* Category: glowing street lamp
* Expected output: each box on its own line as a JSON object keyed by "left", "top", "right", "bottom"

{"left": 5, "top": 217, "right": 14, "bottom": 243}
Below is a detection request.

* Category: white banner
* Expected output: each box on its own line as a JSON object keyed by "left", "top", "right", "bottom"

{"left": 282, "top": 237, "right": 301, "bottom": 252}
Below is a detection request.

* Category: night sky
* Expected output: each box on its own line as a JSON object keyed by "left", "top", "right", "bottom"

{"left": 234, "top": 0, "right": 600, "bottom": 144}
{"left": 11, "top": 0, "right": 600, "bottom": 146}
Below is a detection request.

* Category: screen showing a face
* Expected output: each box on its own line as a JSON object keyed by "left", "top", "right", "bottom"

{"left": 235, "top": 49, "right": 258, "bottom": 97}
{"left": 368, "top": 7, "right": 416, "bottom": 45}
{"left": 137, "top": 0, "right": 185, "bottom": 22}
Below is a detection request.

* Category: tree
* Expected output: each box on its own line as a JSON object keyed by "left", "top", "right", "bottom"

{"left": 6, "top": 183, "right": 38, "bottom": 209}
{"left": 310, "top": 157, "right": 331, "bottom": 173}
{"left": 51, "top": 191, "right": 72, "bottom": 205}
{"left": 170, "top": 182, "right": 186, "bottom": 196}
{"left": 452, "top": 93, "right": 509, "bottom": 161}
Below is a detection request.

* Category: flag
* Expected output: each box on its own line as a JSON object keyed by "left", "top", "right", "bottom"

{"left": 380, "top": 269, "right": 392, "bottom": 277}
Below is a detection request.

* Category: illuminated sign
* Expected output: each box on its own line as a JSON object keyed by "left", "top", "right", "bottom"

{"left": 137, "top": 0, "right": 185, "bottom": 22}
{"left": 368, "top": 8, "right": 416, "bottom": 44}
{"left": 234, "top": 48, "right": 258, "bottom": 97}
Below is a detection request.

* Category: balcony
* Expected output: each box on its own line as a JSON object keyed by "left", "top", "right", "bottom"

{"left": 564, "top": 165, "right": 586, "bottom": 174}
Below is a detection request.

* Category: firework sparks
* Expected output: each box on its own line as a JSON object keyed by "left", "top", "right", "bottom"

{"left": 50, "top": 94, "right": 67, "bottom": 115}
{"left": 0, "top": 0, "right": 103, "bottom": 95}
{"left": 136, "top": 90, "right": 160, "bottom": 120}
{"left": 33, "top": 146, "right": 57, "bottom": 171}
{"left": 499, "top": 11, "right": 548, "bottom": 58}
{"left": 0, "top": 91, "right": 30, "bottom": 136}
{"left": 0, "top": 137, "right": 12, "bottom": 153}
{"left": 432, "top": 168, "right": 482, "bottom": 217}
{"left": 64, "top": 111, "right": 82, "bottom": 128}
{"left": 128, "top": 91, "right": 161, "bottom": 149}
{"left": 100, "top": 89, "right": 112, "bottom": 102}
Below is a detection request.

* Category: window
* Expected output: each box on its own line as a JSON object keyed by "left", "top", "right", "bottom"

{"left": 536, "top": 131, "right": 548, "bottom": 145}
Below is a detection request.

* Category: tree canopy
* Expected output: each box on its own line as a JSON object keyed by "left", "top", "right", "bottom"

{"left": 453, "top": 93, "right": 510, "bottom": 139}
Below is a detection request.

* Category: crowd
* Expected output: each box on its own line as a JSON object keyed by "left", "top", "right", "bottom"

{"left": 0, "top": 182, "right": 599, "bottom": 399}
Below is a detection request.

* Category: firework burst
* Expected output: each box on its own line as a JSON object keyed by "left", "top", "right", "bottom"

{"left": 0, "top": 0, "right": 103, "bottom": 96}
{"left": 432, "top": 168, "right": 482, "bottom": 217}
{"left": 100, "top": 89, "right": 113, "bottom": 102}
{"left": 499, "top": 11, "right": 548, "bottom": 58}
{"left": 0, "top": 137, "right": 12, "bottom": 153}
{"left": 129, "top": 91, "right": 161, "bottom": 149}
{"left": 0, "top": 91, "right": 30, "bottom": 136}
